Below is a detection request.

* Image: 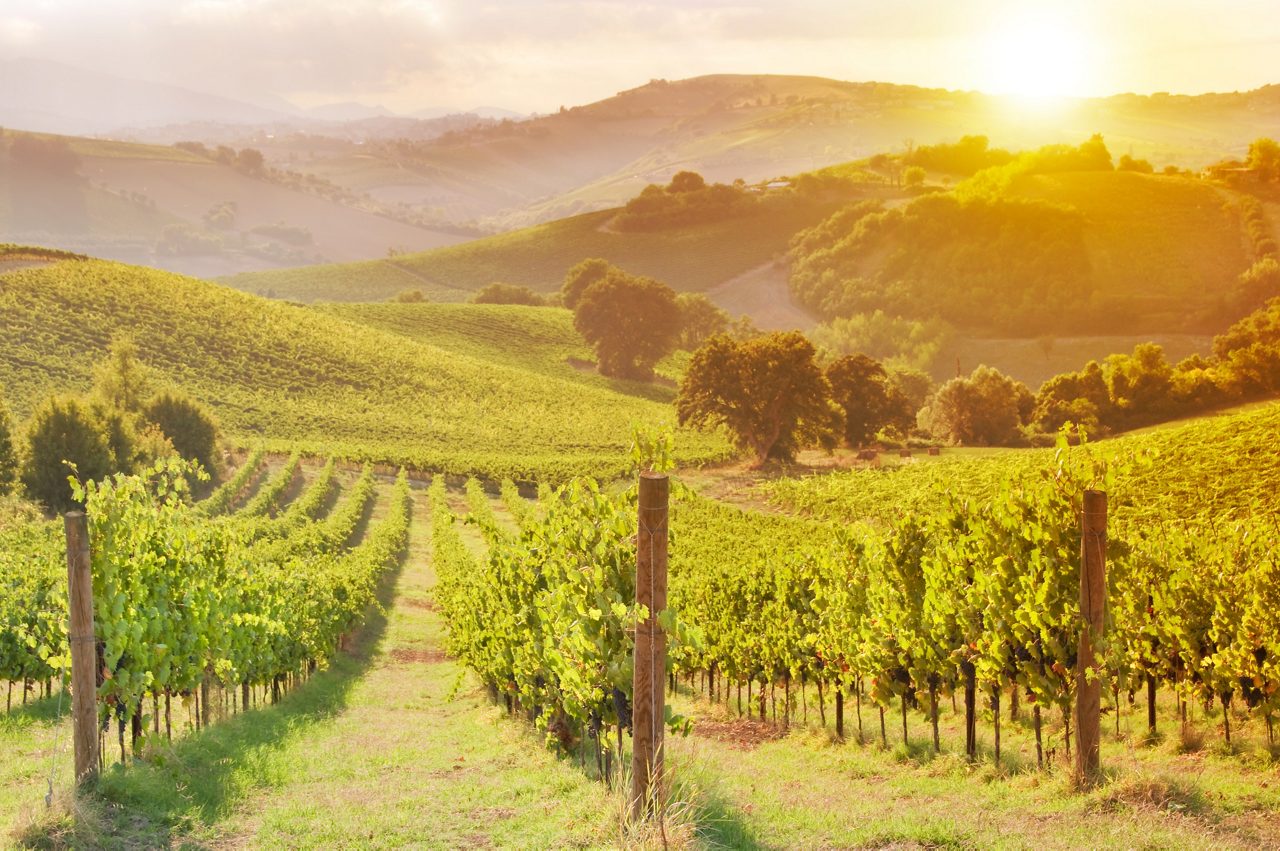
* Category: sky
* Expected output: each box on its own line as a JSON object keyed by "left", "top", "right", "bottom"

{"left": 1, "top": 0, "right": 1278, "bottom": 114}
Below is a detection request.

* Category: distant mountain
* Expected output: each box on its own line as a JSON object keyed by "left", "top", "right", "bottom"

{"left": 304, "top": 102, "right": 399, "bottom": 122}
{"left": 0, "top": 57, "right": 292, "bottom": 135}
{"left": 468, "top": 106, "right": 526, "bottom": 120}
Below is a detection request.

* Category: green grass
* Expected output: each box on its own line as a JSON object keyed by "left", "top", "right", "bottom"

{"left": 662, "top": 682, "right": 1279, "bottom": 849}
{"left": 222, "top": 196, "right": 846, "bottom": 303}
{"left": 0, "top": 259, "right": 728, "bottom": 482}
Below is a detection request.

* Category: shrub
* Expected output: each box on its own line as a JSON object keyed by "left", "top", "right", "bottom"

{"left": 471, "top": 283, "right": 546, "bottom": 306}
{"left": 143, "top": 391, "right": 220, "bottom": 479}
{"left": 20, "top": 396, "right": 116, "bottom": 513}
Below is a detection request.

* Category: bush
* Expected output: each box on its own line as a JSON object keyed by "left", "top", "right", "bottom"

{"left": 471, "top": 283, "right": 546, "bottom": 306}
{"left": 143, "top": 391, "right": 220, "bottom": 479}
{"left": 20, "top": 396, "right": 116, "bottom": 513}
{"left": 392, "top": 289, "right": 426, "bottom": 303}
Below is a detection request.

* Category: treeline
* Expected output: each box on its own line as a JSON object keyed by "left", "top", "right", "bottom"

{"left": 613, "top": 171, "right": 756, "bottom": 231}
{"left": 1036, "top": 288, "right": 1280, "bottom": 435}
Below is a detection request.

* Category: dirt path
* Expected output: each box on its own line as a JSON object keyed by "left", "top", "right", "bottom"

{"left": 215, "top": 484, "right": 615, "bottom": 848}
{"left": 705, "top": 262, "right": 818, "bottom": 331}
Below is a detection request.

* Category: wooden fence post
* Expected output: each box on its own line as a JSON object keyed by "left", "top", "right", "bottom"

{"left": 65, "top": 511, "right": 100, "bottom": 785}
{"left": 631, "top": 472, "right": 668, "bottom": 820}
{"left": 1075, "top": 490, "right": 1106, "bottom": 787}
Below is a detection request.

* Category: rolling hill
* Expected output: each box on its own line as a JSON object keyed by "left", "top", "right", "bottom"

{"left": 0, "top": 255, "right": 729, "bottom": 481}
{"left": 0, "top": 130, "right": 469, "bottom": 279}
{"left": 269, "top": 74, "right": 1280, "bottom": 231}
{"left": 789, "top": 168, "right": 1259, "bottom": 337}
{"left": 222, "top": 186, "right": 865, "bottom": 309}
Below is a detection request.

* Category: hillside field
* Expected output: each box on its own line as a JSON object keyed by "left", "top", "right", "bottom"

{"left": 222, "top": 192, "right": 852, "bottom": 303}
{"left": 0, "top": 258, "right": 728, "bottom": 481}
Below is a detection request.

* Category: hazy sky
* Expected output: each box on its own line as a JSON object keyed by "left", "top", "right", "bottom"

{"left": 2, "top": 0, "right": 1278, "bottom": 113}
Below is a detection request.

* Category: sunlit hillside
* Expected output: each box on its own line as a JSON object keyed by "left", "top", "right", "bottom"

{"left": 0, "top": 256, "right": 728, "bottom": 480}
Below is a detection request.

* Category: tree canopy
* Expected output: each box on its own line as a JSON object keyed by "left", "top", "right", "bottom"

{"left": 676, "top": 331, "right": 837, "bottom": 465}
{"left": 572, "top": 271, "right": 679, "bottom": 379}
{"left": 826, "top": 354, "right": 912, "bottom": 447}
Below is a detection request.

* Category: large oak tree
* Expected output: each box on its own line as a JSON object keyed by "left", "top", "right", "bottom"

{"left": 676, "top": 331, "right": 837, "bottom": 465}
{"left": 572, "top": 272, "right": 679, "bottom": 380}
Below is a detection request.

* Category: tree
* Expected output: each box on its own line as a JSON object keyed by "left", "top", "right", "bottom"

{"left": 471, "top": 283, "right": 546, "bottom": 306}
{"left": 826, "top": 354, "right": 900, "bottom": 447}
{"left": 1104, "top": 343, "right": 1174, "bottom": 426}
{"left": 677, "top": 332, "right": 837, "bottom": 465}
{"left": 561, "top": 258, "right": 614, "bottom": 310}
{"left": 0, "top": 397, "right": 16, "bottom": 495}
{"left": 392, "top": 289, "right": 425, "bottom": 303}
{"left": 919, "top": 365, "right": 1030, "bottom": 446}
{"left": 92, "top": 336, "right": 153, "bottom": 414}
{"left": 1247, "top": 137, "right": 1280, "bottom": 182}
{"left": 235, "top": 147, "right": 266, "bottom": 175}
{"left": 20, "top": 396, "right": 115, "bottom": 513}
{"left": 573, "top": 273, "right": 679, "bottom": 379}
{"left": 675, "top": 293, "right": 730, "bottom": 350}
{"left": 1117, "top": 154, "right": 1154, "bottom": 173}
{"left": 143, "top": 391, "right": 220, "bottom": 478}
{"left": 903, "top": 166, "right": 926, "bottom": 188}
{"left": 1034, "top": 360, "right": 1111, "bottom": 434}
{"left": 668, "top": 171, "right": 706, "bottom": 193}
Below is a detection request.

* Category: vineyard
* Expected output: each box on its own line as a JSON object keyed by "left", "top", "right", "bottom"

{"left": 415, "top": 415, "right": 1280, "bottom": 844}
{"left": 1, "top": 453, "right": 408, "bottom": 770}
{"left": 0, "top": 258, "right": 729, "bottom": 481}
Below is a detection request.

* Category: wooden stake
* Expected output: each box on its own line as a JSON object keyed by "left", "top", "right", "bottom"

{"left": 65, "top": 512, "right": 100, "bottom": 785}
{"left": 1075, "top": 489, "right": 1106, "bottom": 787}
{"left": 630, "top": 472, "right": 668, "bottom": 821}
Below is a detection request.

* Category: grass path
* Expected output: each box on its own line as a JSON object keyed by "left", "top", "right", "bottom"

{"left": 217, "top": 484, "right": 616, "bottom": 848}
{"left": 6, "top": 482, "right": 617, "bottom": 849}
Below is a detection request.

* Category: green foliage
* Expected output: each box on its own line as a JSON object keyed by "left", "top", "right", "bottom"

{"left": 1247, "top": 137, "right": 1280, "bottom": 182}
{"left": 43, "top": 458, "right": 413, "bottom": 729}
{"left": 471, "top": 283, "right": 546, "bottom": 306}
{"left": 91, "top": 337, "right": 153, "bottom": 414}
{"left": 919, "top": 365, "right": 1032, "bottom": 446}
{"left": 826, "top": 354, "right": 912, "bottom": 446}
{"left": 432, "top": 477, "right": 692, "bottom": 750}
{"left": 1117, "top": 154, "right": 1154, "bottom": 174}
{"left": 20, "top": 395, "right": 116, "bottom": 513}
{"left": 613, "top": 172, "right": 756, "bottom": 232}
{"left": 903, "top": 135, "right": 1013, "bottom": 176}
{"left": 143, "top": 391, "right": 220, "bottom": 479}
{"left": 809, "top": 310, "right": 952, "bottom": 372}
{"left": 561, "top": 258, "right": 613, "bottom": 310}
{"left": 789, "top": 193, "right": 1092, "bottom": 334}
{"left": 674, "top": 292, "right": 730, "bottom": 351}
{"left": 677, "top": 332, "right": 838, "bottom": 464}
{"left": 572, "top": 272, "right": 679, "bottom": 379}
{"left": 199, "top": 447, "right": 265, "bottom": 516}
{"left": 0, "top": 397, "right": 16, "bottom": 496}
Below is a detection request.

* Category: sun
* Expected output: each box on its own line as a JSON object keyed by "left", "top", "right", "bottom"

{"left": 980, "top": 14, "right": 1092, "bottom": 100}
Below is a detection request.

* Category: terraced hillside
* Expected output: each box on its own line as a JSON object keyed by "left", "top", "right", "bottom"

{"left": 0, "top": 257, "right": 729, "bottom": 481}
